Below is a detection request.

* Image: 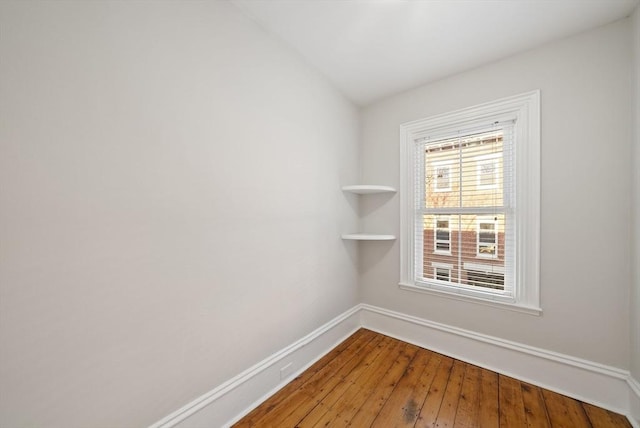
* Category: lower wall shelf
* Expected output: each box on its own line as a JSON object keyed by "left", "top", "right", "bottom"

{"left": 341, "top": 233, "right": 396, "bottom": 241}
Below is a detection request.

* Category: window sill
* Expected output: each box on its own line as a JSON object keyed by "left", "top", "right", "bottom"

{"left": 398, "top": 281, "right": 542, "bottom": 316}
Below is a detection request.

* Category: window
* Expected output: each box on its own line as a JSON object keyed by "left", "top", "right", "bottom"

{"left": 477, "top": 217, "right": 497, "bottom": 258}
{"left": 476, "top": 153, "right": 499, "bottom": 189}
{"left": 434, "top": 216, "right": 451, "bottom": 254}
{"left": 432, "top": 262, "right": 453, "bottom": 282}
{"left": 399, "top": 91, "right": 541, "bottom": 314}
{"left": 432, "top": 161, "right": 452, "bottom": 192}
{"left": 422, "top": 130, "right": 507, "bottom": 292}
{"left": 435, "top": 267, "right": 451, "bottom": 281}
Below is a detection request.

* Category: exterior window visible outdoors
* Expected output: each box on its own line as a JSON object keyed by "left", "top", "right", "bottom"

{"left": 432, "top": 161, "right": 452, "bottom": 192}
{"left": 476, "top": 154, "right": 499, "bottom": 189}
{"left": 400, "top": 91, "right": 541, "bottom": 313}
{"left": 435, "top": 267, "right": 451, "bottom": 281}
{"left": 434, "top": 216, "right": 451, "bottom": 254}
{"left": 477, "top": 217, "right": 498, "bottom": 258}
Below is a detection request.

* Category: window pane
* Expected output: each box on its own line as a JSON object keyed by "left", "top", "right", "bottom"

{"left": 479, "top": 222, "right": 495, "bottom": 231}
{"left": 435, "top": 268, "right": 450, "bottom": 281}
{"left": 460, "top": 132, "right": 503, "bottom": 208}
{"left": 478, "top": 244, "right": 497, "bottom": 256}
{"left": 479, "top": 233, "right": 495, "bottom": 243}
{"left": 424, "top": 131, "right": 504, "bottom": 210}
{"left": 436, "top": 242, "right": 450, "bottom": 251}
{"left": 436, "top": 230, "right": 449, "bottom": 240}
{"left": 422, "top": 213, "right": 505, "bottom": 291}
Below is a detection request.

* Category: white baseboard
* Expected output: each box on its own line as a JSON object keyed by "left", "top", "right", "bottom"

{"left": 149, "top": 306, "right": 361, "bottom": 428}
{"left": 629, "top": 377, "right": 640, "bottom": 427}
{"left": 150, "top": 303, "right": 639, "bottom": 427}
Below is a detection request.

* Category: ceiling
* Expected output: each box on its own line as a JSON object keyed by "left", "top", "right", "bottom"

{"left": 232, "top": 0, "right": 638, "bottom": 106}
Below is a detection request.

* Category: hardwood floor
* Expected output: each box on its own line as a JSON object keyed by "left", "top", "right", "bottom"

{"left": 232, "top": 329, "right": 631, "bottom": 428}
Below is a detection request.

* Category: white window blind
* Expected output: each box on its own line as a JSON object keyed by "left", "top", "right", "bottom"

{"left": 413, "top": 122, "right": 515, "bottom": 302}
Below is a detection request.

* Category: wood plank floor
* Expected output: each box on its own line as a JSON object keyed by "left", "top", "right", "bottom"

{"left": 233, "top": 329, "right": 631, "bottom": 428}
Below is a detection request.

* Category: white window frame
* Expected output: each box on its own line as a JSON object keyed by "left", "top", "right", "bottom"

{"left": 434, "top": 215, "right": 451, "bottom": 255}
{"left": 476, "top": 216, "right": 498, "bottom": 259}
{"left": 399, "top": 91, "right": 541, "bottom": 315}
{"left": 475, "top": 153, "right": 500, "bottom": 190}
{"left": 432, "top": 160, "right": 453, "bottom": 192}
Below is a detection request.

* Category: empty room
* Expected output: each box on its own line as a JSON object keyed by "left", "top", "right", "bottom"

{"left": 1, "top": 0, "right": 639, "bottom": 427}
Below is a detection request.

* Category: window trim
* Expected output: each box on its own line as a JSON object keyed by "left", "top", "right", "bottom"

{"left": 399, "top": 91, "right": 541, "bottom": 315}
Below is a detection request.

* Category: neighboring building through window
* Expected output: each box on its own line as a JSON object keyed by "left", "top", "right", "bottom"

{"left": 399, "top": 91, "right": 541, "bottom": 314}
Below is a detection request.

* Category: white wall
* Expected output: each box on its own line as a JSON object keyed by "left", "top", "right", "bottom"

{"left": 360, "top": 19, "right": 633, "bottom": 369}
{"left": 631, "top": 5, "right": 640, "bottom": 382}
{"left": 630, "top": 7, "right": 639, "bottom": 423}
{"left": 0, "top": 1, "right": 359, "bottom": 426}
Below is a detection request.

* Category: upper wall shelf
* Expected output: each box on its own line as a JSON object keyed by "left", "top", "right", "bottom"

{"left": 341, "top": 185, "right": 397, "bottom": 194}
{"left": 341, "top": 184, "right": 396, "bottom": 241}
{"left": 341, "top": 233, "right": 396, "bottom": 241}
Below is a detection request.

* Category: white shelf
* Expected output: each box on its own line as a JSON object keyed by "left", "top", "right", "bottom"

{"left": 341, "top": 184, "right": 395, "bottom": 241}
{"left": 341, "top": 234, "right": 396, "bottom": 241}
{"left": 341, "top": 185, "right": 396, "bottom": 194}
